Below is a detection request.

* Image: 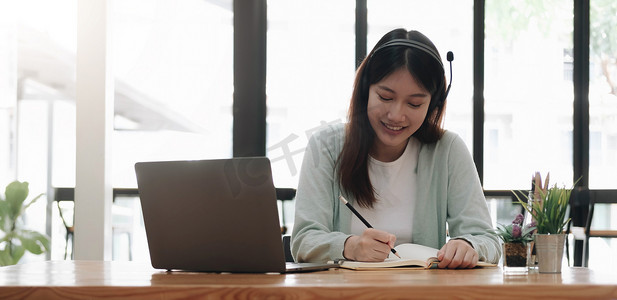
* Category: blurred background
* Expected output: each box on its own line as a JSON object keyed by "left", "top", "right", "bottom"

{"left": 0, "top": 0, "right": 615, "bottom": 271}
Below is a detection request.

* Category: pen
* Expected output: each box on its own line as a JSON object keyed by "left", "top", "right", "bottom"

{"left": 339, "top": 195, "right": 401, "bottom": 258}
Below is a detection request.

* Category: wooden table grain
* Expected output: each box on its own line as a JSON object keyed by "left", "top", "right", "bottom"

{"left": 0, "top": 260, "right": 615, "bottom": 299}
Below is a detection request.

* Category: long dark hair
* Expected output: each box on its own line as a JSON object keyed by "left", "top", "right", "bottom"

{"left": 338, "top": 28, "right": 447, "bottom": 208}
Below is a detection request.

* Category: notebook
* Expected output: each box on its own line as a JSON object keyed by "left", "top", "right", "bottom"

{"left": 134, "top": 157, "right": 337, "bottom": 273}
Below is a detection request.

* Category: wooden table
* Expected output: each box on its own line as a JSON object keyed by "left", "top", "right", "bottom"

{"left": 0, "top": 261, "right": 616, "bottom": 299}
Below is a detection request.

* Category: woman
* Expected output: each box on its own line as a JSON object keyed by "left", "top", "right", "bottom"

{"left": 291, "top": 28, "right": 500, "bottom": 268}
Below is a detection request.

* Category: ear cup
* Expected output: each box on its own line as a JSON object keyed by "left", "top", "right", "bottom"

{"left": 428, "top": 81, "right": 446, "bottom": 111}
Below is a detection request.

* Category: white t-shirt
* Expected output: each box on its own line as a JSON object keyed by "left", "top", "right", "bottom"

{"left": 350, "top": 137, "right": 419, "bottom": 245}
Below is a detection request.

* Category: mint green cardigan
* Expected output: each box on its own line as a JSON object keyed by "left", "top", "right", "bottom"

{"left": 291, "top": 123, "right": 501, "bottom": 264}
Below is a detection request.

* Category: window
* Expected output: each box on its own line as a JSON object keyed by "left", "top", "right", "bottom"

{"left": 9, "top": 0, "right": 78, "bottom": 263}
{"left": 6, "top": 0, "right": 235, "bottom": 262}
{"left": 266, "top": 0, "right": 355, "bottom": 188}
{"left": 111, "top": 0, "right": 234, "bottom": 188}
{"left": 586, "top": 0, "right": 617, "bottom": 272}
{"left": 589, "top": 0, "right": 617, "bottom": 189}
{"left": 0, "top": 0, "right": 16, "bottom": 185}
{"left": 484, "top": 0, "right": 574, "bottom": 190}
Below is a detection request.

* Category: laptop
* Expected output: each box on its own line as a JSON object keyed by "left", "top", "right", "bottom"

{"left": 134, "top": 157, "right": 338, "bottom": 273}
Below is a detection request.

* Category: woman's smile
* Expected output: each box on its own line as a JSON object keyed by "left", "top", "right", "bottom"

{"left": 382, "top": 121, "right": 406, "bottom": 132}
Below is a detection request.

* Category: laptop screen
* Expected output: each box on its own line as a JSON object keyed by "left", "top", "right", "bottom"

{"left": 135, "top": 157, "right": 287, "bottom": 273}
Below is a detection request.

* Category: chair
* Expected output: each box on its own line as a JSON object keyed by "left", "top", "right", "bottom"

{"left": 53, "top": 187, "right": 138, "bottom": 260}
{"left": 54, "top": 188, "right": 76, "bottom": 259}
{"left": 110, "top": 194, "right": 139, "bottom": 261}
{"left": 276, "top": 188, "right": 296, "bottom": 235}
{"left": 566, "top": 190, "right": 617, "bottom": 267}
{"left": 283, "top": 235, "right": 294, "bottom": 262}
{"left": 275, "top": 188, "right": 296, "bottom": 262}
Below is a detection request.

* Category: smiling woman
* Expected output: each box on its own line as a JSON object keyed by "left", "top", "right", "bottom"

{"left": 340, "top": 30, "right": 449, "bottom": 208}
{"left": 291, "top": 28, "right": 500, "bottom": 269}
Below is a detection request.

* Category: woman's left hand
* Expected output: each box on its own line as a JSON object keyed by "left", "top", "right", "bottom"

{"left": 436, "top": 239, "right": 478, "bottom": 269}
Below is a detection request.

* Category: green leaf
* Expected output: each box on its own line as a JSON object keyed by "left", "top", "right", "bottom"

{"left": 10, "top": 244, "right": 26, "bottom": 264}
{"left": 0, "top": 243, "right": 25, "bottom": 266}
{"left": 0, "top": 180, "right": 49, "bottom": 265}
{"left": 0, "top": 201, "right": 10, "bottom": 232}
{"left": 22, "top": 193, "right": 44, "bottom": 212}
{"left": 0, "top": 248, "right": 15, "bottom": 266}
{"left": 17, "top": 230, "right": 50, "bottom": 255}
{"left": 5, "top": 181, "right": 29, "bottom": 220}
{"left": 514, "top": 184, "right": 572, "bottom": 234}
{"left": 522, "top": 225, "right": 536, "bottom": 237}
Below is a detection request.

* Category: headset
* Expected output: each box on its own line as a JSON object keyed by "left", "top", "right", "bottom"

{"left": 363, "top": 38, "right": 454, "bottom": 104}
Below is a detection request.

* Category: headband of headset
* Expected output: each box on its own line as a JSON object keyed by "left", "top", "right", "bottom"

{"left": 370, "top": 39, "right": 445, "bottom": 69}
{"left": 365, "top": 38, "right": 454, "bottom": 102}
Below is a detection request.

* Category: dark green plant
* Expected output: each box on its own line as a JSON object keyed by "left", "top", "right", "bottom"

{"left": 489, "top": 214, "right": 536, "bottom": 244}
{"left": 0, "top": 181, "right": 50, "bottom": 266}
{"left": 515, "top": 184, "right": 572, "bottom": 234}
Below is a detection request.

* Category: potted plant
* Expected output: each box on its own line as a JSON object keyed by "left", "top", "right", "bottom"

{"left": 516, "top": 179, "right": 573, "bottom": 273}
{"left": 490, "top": 214, "right": 536, "bottom": 274}
{"left": 0, "top": 181, "right": 50, "bottom": 266}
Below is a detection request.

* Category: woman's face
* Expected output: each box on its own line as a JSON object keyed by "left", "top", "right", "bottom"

{"left": 367, "top": 68, "right": 431, "bottom": 162}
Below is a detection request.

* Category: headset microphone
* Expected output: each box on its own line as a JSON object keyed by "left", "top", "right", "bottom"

{"left": 444, "top": 51, "right": 454, "bottom": 100}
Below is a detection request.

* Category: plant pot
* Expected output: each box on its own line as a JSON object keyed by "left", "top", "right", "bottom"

{"left": 534, "top": 233, "right": 566, "bottom": 273}
{"left": 502, "top": 242, "right": 528, "bottom": 274}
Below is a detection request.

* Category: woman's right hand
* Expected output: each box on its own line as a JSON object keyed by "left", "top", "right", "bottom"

{"left": 343, "top": 228, "right": 396, "bottom": 261}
